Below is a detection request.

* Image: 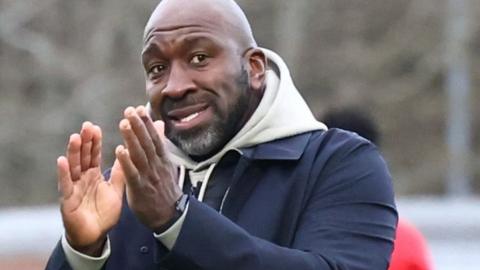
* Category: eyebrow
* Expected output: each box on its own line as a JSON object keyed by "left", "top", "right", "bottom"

{"left": 182, "top": 35, "right": 222, "bottom": 49}
{"left": 141, "top": 44, "right": 162, "bottom": 61}
{"left": 142, "top": 34, "right": 222, "bottom": 59}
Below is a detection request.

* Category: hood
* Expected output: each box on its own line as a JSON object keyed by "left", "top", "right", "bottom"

{"left": 165, "top": 48, "right": 327, "bottom": 172}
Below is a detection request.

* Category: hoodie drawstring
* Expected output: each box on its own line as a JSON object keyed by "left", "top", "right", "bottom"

{"left": 178, "top": 165, "right": 186, "bottom": 190}
{"left": 178, "top": 163, "right": 216, "bottom": 203}
{"left": 197, "top": 163, "right": 216, "bottom": 202}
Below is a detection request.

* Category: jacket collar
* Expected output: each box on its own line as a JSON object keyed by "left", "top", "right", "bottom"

{"left": 240, "top": 132, "right": 314, "bottom": 161}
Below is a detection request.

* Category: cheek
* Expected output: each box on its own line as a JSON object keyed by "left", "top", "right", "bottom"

{"left": 145, "top": 85, "right": 166, "bottom": 120}
{"left": 208, "top": 78, "right": 241, "bottom": 112}
{"left": 207, "top": 63, "right": 245, "bottom": 95}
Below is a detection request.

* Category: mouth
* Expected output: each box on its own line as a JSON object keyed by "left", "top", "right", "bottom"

{"left": 180, "top": 112, "right": 200, "bottom": 123}
{"left": 166, "top": 103, "right": 212, "bottom": 131}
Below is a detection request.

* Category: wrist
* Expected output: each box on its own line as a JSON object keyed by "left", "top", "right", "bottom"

{"left": 67, "top": 235, "right": 107, "bottom": 257}
{"left": 154, "top": 194, "right": 189, "bottom": 234}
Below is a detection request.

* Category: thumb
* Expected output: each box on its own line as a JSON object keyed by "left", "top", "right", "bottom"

{"left": 57, "top": 156, "right": 73, "bottom": 199}
{"left": 109, "top": 158, "right": 125, "bottom": 195}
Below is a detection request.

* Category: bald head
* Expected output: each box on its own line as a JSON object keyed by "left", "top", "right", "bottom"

{"left": 144, "top": 0, "right": 256, "bottom": 51}
{"left": 140, "top": 0, "right": 267, "bottom": 158}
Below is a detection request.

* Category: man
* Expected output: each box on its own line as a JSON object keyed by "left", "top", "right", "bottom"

{"left": 46, "top": 0, "right": 397, "bottom": 269}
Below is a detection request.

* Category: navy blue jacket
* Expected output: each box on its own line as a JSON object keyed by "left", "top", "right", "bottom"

{"left": 46, "top": 129, "right": 397, "bottom": 270}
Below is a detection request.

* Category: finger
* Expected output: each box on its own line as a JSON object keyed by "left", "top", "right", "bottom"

{"left": 115, "top": 145, "right": 140, "bottom": 187}
{"left": 67, "top": 133, "right": 82, "bottom": 181}
{"left": 109, "top": 158, "right": 125, "bottom": 195}
{"left": 125, "top": 106, "right": 157, "bottom": 161}
{"left": 145, "top": 102, "right": 154, "bottom": 119}
{"left": 57, "top": 156, "right": 73, "bottom": 199}
{"left": 80, "top": 122, "right": 94, "bottom": 171}
{"left": 154, "top": 120, "right": 167, "bottom": 143}
{"left": 140, "top": 108, "right": 167, "bottom": 158}
{"left": 119, "top": 118, "right": 149, "bottom": 172}
{"left": 90, "top": 125, "right": 102, "bottom": 167}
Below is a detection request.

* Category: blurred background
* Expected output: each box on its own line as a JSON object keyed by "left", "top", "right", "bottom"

{"left": 0, "top": 0, "right": 478, "bottom": 269}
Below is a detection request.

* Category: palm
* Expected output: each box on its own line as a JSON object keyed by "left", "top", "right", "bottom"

{"left": 62, "top": 166, "right": 124, "bottom": 247}
{"left": 57, "top": 122, "right": 125, "bottom": 249}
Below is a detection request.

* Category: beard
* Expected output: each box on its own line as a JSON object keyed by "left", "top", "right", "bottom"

{"left": 167, "top": 68, "right": 251, "bottom": 158}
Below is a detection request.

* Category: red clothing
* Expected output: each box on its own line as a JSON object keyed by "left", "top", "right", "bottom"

{"left": 389, "top": 218, "right": 433, "bottom": 270}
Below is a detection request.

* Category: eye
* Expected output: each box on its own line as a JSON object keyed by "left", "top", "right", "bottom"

{"left": 148, "top": 64, "right": 166, "bottom": 75}
{"left": 147, "top": 64, "right": 167, "bottom": 79}
{"left": 190, "top": 53, "right": 208, "bottom": 65}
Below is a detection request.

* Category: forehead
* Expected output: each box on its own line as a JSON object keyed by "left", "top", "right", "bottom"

{"left": 143, "top": 19, "right": 235, "bottom": 57}
{"left": 142, "top": 26, "right": 231, "bottom": 58}
{"left": 144, "top": 2, "right": 231, "bottom": 42}
{"left": 144, "top": 23, "right": 224, "bottom": 45}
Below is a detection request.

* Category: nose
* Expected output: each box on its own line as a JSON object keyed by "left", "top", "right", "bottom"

{"left": 162, "top": 62, "right": 196, "bottom": 99}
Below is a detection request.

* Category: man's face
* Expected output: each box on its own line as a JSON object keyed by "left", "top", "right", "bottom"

{"left": 142, "top": 25, "right": 257, "bottom": 157}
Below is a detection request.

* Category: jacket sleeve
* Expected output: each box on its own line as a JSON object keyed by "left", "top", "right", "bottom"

{"left": 45, "top": 240, "right": 73, "bottom": 270}
{"left": 155, "top": 141, "right": 398, "bottom": 270}
{"left": 45, "top": 236, "right": 110, "bottom": 270}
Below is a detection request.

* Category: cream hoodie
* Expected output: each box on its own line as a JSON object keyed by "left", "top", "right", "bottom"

{"left": 167, "top": 48, "right": 326, "bottom": 195}
{"left": 62, "top": 48, "right": 327, "bottom": 270}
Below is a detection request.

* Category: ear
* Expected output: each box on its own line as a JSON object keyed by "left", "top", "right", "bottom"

{"left": 245, "top": 48, "right": 267, "bottom": 92}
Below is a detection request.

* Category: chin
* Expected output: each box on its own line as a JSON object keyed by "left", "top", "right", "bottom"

{"left": 171, "top": 127, "right": 224, "bottom": 157}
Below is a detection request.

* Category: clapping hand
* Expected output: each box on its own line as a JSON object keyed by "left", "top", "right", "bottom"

{"left": 57, "top": 122, "right": 125, "bottom": 256}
